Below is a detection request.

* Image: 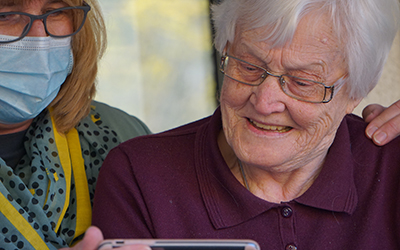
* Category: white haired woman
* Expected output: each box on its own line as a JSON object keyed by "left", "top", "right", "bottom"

{"left": 93, "top": 0, "right": 400, "bottom": 249}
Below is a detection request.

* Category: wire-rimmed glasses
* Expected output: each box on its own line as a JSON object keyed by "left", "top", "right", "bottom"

{"left": 0, "top": 1, "right": 91, "bottom": 44}
{"left": 220, "top": 54, "right": 341, "bottom": 103}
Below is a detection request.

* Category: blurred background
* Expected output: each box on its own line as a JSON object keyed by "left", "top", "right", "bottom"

{"left": 95, "top": 0, "right": 400, "bottom": 133}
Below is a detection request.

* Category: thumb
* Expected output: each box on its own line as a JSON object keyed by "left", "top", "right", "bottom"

{"left": 69, "top": 226, "right": 104, "bottom": 250}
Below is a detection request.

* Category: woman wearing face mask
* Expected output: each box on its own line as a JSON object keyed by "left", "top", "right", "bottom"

{"left": 0, "top": 0, "right": 150, "bottom": 249}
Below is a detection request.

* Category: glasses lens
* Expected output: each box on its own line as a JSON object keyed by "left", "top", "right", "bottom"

{"left": 224, "top": 56, "right": 266, "bottom": 86}
{"left": 0, "top": 13, "right": 30, "bottom": 42}
{"left": 46, "top": 8, "right": 86, "bottom": 37}
{"left": 0, "top": 7, "right": 87, "bottom": 43}
{"left": 281, "top": 75, "right": 326, "bottom": 103}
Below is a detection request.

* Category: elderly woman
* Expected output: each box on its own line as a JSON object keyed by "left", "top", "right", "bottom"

{"left": 0, "top": 0, "right": 150, "bottom": 249}
{"left": 92, "top": 0, "right": 400, "bottom": 249}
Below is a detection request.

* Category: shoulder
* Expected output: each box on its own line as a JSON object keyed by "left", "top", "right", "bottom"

{"left": 343, "top": 114, "right": 400, "bottom": 173}
{"left": 115, "top": 108, "right": 221, "bottom": 157}
{"left": 343, "top": 113, "right": 368, "bottom": 134}
{"left": 101, "top": 114, "right": 216, "bottom": 194}
{"left": 119, "top": 115, "right": 212, "bottom": 152}
{"left": 343, "top": 113, "right": 400, "bottom": 151}
{"left": 90, "top": 100, "right": 151, "bottom": 141}
{"left": 342, "top": 114, "right": 397, "bottom": 152}
{"left": 109, "top": 113, "right": 217, "bottom": 172}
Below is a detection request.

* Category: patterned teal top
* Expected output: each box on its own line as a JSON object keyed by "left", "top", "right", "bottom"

{"left": 0, "top": 101, "right": 151, "bottom": 249}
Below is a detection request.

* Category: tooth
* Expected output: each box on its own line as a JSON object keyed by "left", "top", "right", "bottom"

{"left": 250, "top": 120, "right": 291, "bottom": 132}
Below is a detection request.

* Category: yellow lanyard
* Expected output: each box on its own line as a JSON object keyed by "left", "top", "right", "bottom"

{"left": 0, "top": 114, "right": 91, "bottom": 249}
{"left": 52, "top": 114, "right": 92, "bottom": 243}
{"left": 0, "top": 193, "right": 50, "bottom": 249}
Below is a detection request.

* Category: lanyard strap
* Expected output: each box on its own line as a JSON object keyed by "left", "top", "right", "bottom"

{"left": 0, "top": 191, "right": 50, "bottom": 249}
{"left": 66, "top": 126, "right": 92, "bottom": 241}
{"left": 51, "top": 113, "right": 92, "bottom": 243}
{"left": 52, "top": 117, "right": 73, "bottom": 232}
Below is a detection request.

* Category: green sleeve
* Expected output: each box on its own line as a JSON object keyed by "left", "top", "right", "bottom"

{"left": 91, "top": 100, "right": 152, "bottom": 142}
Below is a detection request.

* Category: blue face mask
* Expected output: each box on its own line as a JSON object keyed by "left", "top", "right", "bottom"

{"left": 0, "top": 35, "right": 73, "bottom": 124}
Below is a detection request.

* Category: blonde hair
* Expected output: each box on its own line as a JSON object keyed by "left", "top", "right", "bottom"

{"left": 49, "top": 0, "right": 107, "bottom": 133}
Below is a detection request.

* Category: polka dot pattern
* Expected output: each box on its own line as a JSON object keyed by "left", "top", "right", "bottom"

{"left": 0, "top": 105, "right": 123, "bottom": 249}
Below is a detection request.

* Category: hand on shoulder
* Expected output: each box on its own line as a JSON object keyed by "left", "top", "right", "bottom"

{"left": 363, "top": 100, "right": 400, "bottom": 146}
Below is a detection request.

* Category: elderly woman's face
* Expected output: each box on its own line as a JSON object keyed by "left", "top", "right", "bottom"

{"left": 220, "top": 13, "right": 360, "bottom": 171}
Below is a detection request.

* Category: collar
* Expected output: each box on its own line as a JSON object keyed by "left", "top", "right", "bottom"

{"left": 195, "top": 108, "right": 358, "bottom": 229}
{"left": 295, "top": 118, "right": 358, "bottom": 214}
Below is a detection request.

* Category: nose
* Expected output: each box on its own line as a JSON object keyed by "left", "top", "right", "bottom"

{"left": 250, "top": 76, "right": 287, "bottom": 115}
{"left": 26, "top": 19, "right": 47, "bottom": 37}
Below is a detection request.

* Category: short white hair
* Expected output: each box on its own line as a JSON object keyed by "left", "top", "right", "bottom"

{"left": 212, "top": 0, "right": 400, "bottom": 99}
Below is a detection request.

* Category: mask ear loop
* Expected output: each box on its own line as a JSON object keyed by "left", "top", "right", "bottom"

{"left": 67, "top": 49, "right": 74, "bottom": 75}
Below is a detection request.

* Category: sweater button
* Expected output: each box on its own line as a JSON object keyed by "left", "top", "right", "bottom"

{"left": 285, "top": 244, "right": 298, "bottom": 250}
{"left": 281, "top": 206, "right": 293, "bottom": 218}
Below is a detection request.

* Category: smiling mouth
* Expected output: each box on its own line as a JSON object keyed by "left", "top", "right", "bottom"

{"left": 249, "top": 119, "right": 293, "bottom": 133}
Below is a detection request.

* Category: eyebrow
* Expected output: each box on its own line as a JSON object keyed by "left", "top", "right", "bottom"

{"left": 0, "top": 0, "right": 22, "bottom": 8}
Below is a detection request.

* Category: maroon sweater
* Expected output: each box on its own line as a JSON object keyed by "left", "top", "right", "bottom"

{"left": 92, "top": 108, "right": 400, "bottom": 250}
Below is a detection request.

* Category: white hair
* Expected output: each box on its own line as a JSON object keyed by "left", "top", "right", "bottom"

{"left": 212, "top": 0, "right": 400, "bottom": 99}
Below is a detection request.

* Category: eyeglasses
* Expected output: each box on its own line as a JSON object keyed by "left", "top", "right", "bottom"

{"left": 220, "top": 54, "right": 343, "bottom": 103}
{"left": 0, "top": 2, "right": 91, "bottom": 44}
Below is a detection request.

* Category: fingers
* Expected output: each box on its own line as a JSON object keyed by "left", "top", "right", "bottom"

{"left": 58, "top": 226, "right": 151, "bottom": 250}
{"left": 59, "top": 226, "right": 104, "bottom": 250}
{"left": 117, "top": 244, "right": 152, "bottom": 250}
{"left": 80, "top": 226, "right": 105, "bottom": 250}
{"left": 364, "top": 100, "right": 400, "bottom": 146}
{"left": 362, "top": 104, "right": 386, "bottom": 123}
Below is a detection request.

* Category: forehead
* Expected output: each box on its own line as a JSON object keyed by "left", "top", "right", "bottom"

{"left": 0, "top": 0, "right": 76, "bottom": 7}
{"left": 235, "top": 12, "right": 343, "bottom": 58}
{"left": 0, "top": 0, "right": 26, "bottom": 5}
{"left": 232, "top": 12, "right": 345, "bottom": 75}
{"left": 289, "top": 12, "right": 343, "bottom": 56}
